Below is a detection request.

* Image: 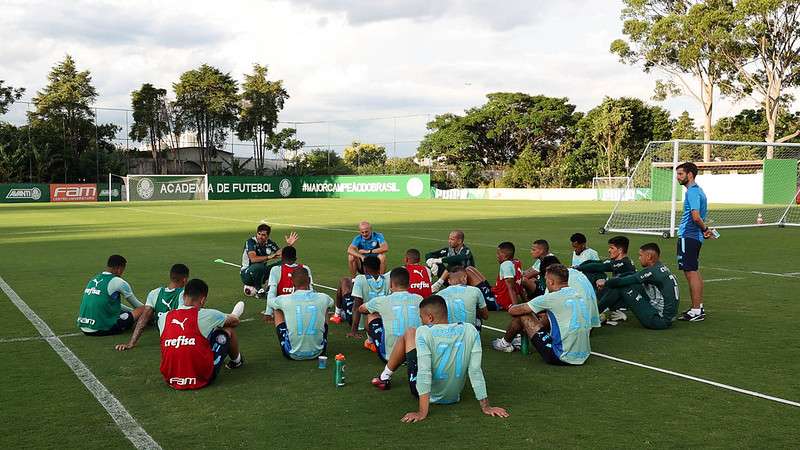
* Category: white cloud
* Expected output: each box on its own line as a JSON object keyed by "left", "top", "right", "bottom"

{"left": 0, "top": 0, "right": 772, "bottom": 157}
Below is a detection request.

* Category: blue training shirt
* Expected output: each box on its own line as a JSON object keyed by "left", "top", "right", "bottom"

{"left": 351, "top": 231, "right": 386, "bottom": 251}
{"left": 678, "top": 183, "right": 707, "bottom": 241}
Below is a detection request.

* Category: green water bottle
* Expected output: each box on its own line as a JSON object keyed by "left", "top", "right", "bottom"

{"left": 334, "top": 353, "right": 346, "bottom": 387}
{"left": 520, "top": 334, "right": 530, "bottom": 355}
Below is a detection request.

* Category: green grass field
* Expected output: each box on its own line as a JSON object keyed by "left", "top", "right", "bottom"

{"left": 1, "top": 199, "right": 799, "bottom": 449}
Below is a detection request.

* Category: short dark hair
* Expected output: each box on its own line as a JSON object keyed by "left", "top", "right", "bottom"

{"left": 640, "top": 242, "right": 661, "bottom": 256}
{"left": 608, "top": 236, "right": 629, "bottom": 253}
{"left": 107, "top": 254, "right": 127, "bottom": 268}
{"left": 169, "top": 264, "right": 189, "bottom": 282}
{"left": 451, "top": 230, "right": 465, "bottom": 241}
{"left": 448, "top": 265, "right": 465, "bottom": 274}
{"left": 257, "top": 223, "right": 271, "bottom": 234}
{"left": 363, "top": 255, "right": 381, "bottom": 272}
{"left": 570, "top": 233, "right": 587, "bottom": 244}
{"left": 291, "top": 266, "right": 310, "bottom": 288}
{"left": 390, "top": 267, "right": 410, "bottom": 288}
{"left": 184, "top": 278, "right": 209, "bottom": 299}
{"left": 420, "top": 295, "right": 447, "bottom": 319}
{"left": 282, "top": 245, "right": 297, "bottom": 262}
{"left": 405, "top": 248, "right": 421, "bottom": 263}
{"left": 540, "top": 255, "right": 561, "bottom": 274}
{"left": 533, "top": 239, "right": 550, "bottom": 251}
{"left": 677, "top": 162, "right": 698, "bottom": 177}
{"left": 545, "top": 264, "right": 569, "bottom": 283}
{"left": 498, "top": 241, "right": 515, "bottom": 257}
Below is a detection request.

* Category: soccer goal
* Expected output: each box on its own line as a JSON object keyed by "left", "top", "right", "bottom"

{"left": 602, "top": 140, "right": 800, "bottom": 238}
{"left": 593, "top": 176, "right": 634, "bottom": 201}
{"left": 115, "top": 174, "right": 209, "bottom": 202}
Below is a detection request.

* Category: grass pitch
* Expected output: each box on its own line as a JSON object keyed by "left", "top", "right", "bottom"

{"left": 1, "top": 199, "right": 799, "bottom": 449}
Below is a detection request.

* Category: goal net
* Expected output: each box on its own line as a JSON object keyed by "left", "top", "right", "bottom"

{"left": 603, "top": 140, "right": 800, "bottom": 237}
{"left": 593, "top": 176, "right": 636, "bottom": 201}
{"left": 122, "top": 174, "right": 209, "bottom": 202}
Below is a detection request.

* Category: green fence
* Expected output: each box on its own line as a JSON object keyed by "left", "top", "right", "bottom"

{"left": 208, "top": 174, "right": 431, "bottom": 200}
{"left": 0, "top": 183, "right": 50, "bottom": 203}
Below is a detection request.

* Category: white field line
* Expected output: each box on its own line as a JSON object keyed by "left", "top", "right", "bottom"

{"left": 707, "top": 267, "right": 800, "bottom": 278}
{"left": 704, "top": 277, "right": 744, "bottom": 283}
{"left": 479, "top": 324, "right": 799, "bottom": 408}
{"left": 0, "top": 275, "right": 161, "bottom": 449}
{"left": 0, "top": 332, "right": 82, "bottom": 343}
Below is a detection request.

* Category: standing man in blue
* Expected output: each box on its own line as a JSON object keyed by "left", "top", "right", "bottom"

{"left": 676, "top": 162, "right": 713, "bottom": 322}
{"left": 347, "top": 221, "right": 389, "bottom": 276}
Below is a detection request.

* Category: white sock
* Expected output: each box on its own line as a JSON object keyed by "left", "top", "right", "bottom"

{"left": 231, "top": 353, "right": 242, "bottom": 364}
{"left": 231, "top": 301, "right": 245, "bottom": 318}
{"left": 690, "top": 308, "right": 702, "bottom": 315}
{"left": 501, "top": 338, "right": 511, "bottom": 346}
{"left": 335, "top": 307, "right": 343, "bottom": 316}
{"left": 380, "top": 365, "right": 393, "bottom": 381}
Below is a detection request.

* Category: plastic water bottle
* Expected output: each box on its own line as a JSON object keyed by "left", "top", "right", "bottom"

{"left": 334, "top": 353, "right": 346, "bottom": 387}
{"left": 520, "top": 335, "right": 530, "bottom": 355}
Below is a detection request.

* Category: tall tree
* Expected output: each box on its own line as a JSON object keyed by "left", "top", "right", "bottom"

{"left": 343, "top": 141, "right": 387, "bottom": 168}
{"left": 29, "top": 55, "right": 100, "bottom": 181}
{"left": 672, "top": 111, "right": 701, "bottom": 139}
{"left": 237, "top": 64, "right": 289, "bottom": 174}
{"left": 130, "top": 83, "right": 169, "bottom": 173}
{"left": 611, "top": 0, "right": 735, "bottom": 161}
{"left": 719, "top": 0, "right": 800, "bottom": 156}
{"left": 0, "top": 81, "right": 25, "bottom": 115}
{"left": 174, "top": 64, "right": 239, "bottom": 173}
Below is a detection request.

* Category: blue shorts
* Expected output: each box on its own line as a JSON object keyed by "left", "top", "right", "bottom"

{"left": 276, "top": 322, "right": 328, "bottom": 360}
{"left": 367, "top": 318, "right": 387, "bottom": 362}
{"left": 207, "top": 329, "right": 231, "bottom": 383}
{"left": 677, "top": 237, "right": 702, "bottom": 272}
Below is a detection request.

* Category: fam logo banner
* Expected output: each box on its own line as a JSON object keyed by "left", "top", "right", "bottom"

{"left": 50, "top": 184, "right": 97, "bottom": 202}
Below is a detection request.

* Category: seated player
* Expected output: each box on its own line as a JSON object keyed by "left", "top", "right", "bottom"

{"left": 521, "top": 239, "right": 554, "bottom": 298}
{"left": 404, "top": 249, "right": 432, "bottom": 298}
{"left": 268, "top": 267, "right": 334, "bottom": 360}
{"left": 436, "top": 265, "right": 488, "bottom": 330}
{"left": 371, "top": 296, "right": 509, "bottom": 422}
{"left": 241, "top": 223, "right": 299, "bottom": 297}
{"left": 424, "top": 230, "right": 475, "bottom": 291}
{"left": 596, "top": 243, "right": 679, "bottom": 330}
{"left": 570, "top": 233, "right": 600, "bottom": 266}
{"left": 358, "top": 267, "right": 423, "bottom": 362}
{"left": 159, "top": 278, "right": 245, "bottom": 390}
{"left": 490, "top": 242, "right": 524, "bottom": 310}
{"left": 347, "top": 221, "right": 389, "bottom": 276}
{"left": 575, "top": 236, "right": 635, "bottom": 324}
{"left": 263, "top": 246, "right": 313, "bottom": 321}
{"left": 492, "top": 264, "right": 598, "bottom": 365}
{"left": 331, "top": 255, "right": 389, "bottom": 333}
{"left": 78, "top": 254, "right": 146, "bottom": 336}
{"left": 115, "top": 263, "right": 189, "bottom": 351}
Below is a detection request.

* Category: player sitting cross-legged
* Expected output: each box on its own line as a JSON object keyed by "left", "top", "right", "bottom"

{"left": 437, "top": 265, "right": 488, "bottom": 331}
{"left": 492, "top": 264, "right": 598, "bottom": 365}
{"left": 78, "top": 254, "right": 147, "bottom": 337}
{"left": 370, "top": 295, "right": 509, "bottom": 423}
{"left": 115, "top": 263, "right": 189, "bottom": 351}
{"left": 159, "top": 279, "right": 245, "bottom": 390}
{"left": 262, "top": 246, "right": 313, "bottom": 322}
{"left": 240, "top": 223, "right": 299, "bottom": 297}
{"left": 358, "top": 267, "right": 423, "bottom": 363}
{"left": 424, "top": 230, "right": 475, "bottom": 292}
{"left": 267, "top": 267, "right": 334, "bottom": 360}
{"left": 331, "top": 255, "right": 390, "bottom": 337}
{"left": 596, "top": 243, "right": 679, "bottom": 330}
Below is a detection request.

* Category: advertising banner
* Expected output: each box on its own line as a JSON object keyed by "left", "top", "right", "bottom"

{"left": 208, "top": 174, "right": 431, "bottom": 200}
{"left": 50, "top": 183, "right": 98, "bottom": 202}
{"left": 0, "top": 183, "right": 50, "bottom": 203}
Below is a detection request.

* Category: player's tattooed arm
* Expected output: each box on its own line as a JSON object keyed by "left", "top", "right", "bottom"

{"left": 115, "top": 306, "right": 153, "bottom": 351}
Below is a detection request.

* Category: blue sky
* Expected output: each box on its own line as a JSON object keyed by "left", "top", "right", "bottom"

{"left": 1, "top": 0, "right": 764, "bottom": 157}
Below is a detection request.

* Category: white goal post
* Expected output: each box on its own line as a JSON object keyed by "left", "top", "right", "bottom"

{"left": 602, "top": 140, "right": 800, "bottom": 238}
{"left": 113, "top": 174, "right": 209, "bottom": 202}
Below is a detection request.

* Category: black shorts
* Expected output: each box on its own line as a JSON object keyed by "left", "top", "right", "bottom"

{"left": 276, "top": 322, "right": 329, "bottom": 360}
{"left": 530, "top": 331, "right": 572, "bottom": 366}
{"left": 207, "top": 329, "right": 231, "bottom": 384}
{"left": 406, "top": 349, "right": 419, "bottom": 398}
{"left": 677, "top": 237, "right": 702, "bottom": 272}
{"left": 82, "top": 311, "right": 135, "bottom": 336}
{"left": 367, "top": 318, "right": 387, "bottom": 362}
{"left": 342, "top": 294, "right": 354, "bottom": 324}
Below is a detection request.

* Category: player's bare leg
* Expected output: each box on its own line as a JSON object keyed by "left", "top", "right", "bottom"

{"left": 347, "top": 254, "right": 361, "bottom": 277}
{"left": 684, "top": 270, "right": 703, "bottom": 309}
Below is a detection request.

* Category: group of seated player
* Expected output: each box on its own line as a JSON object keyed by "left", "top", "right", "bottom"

{"left": 76, "top": 221, "right": 680, "bottom": 421}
